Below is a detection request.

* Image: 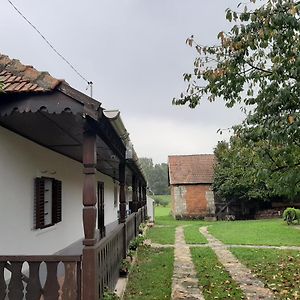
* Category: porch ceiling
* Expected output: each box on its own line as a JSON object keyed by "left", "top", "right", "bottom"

{"left": 0, "top": 93, "right": 135, "bottom": 185}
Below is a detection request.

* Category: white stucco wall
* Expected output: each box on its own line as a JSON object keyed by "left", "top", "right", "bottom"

{"left": 0, "top": 126, "right": 118, "bottom": 255}
{"left": 147, "top": 196, "right": 155, "bottom": 222}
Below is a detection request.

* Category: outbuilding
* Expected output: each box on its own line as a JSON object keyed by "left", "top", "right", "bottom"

{"left": 168, "top": 154, "right": 216, "bottom": 219}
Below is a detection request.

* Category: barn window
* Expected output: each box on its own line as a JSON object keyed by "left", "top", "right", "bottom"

{"left": 34, "top": 177, "right": 62, "bottom": 229}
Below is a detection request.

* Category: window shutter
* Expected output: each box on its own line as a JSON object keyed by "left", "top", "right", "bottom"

{"left": 52, "top": 179, "right": 62, "bottom": 224}
{"left": 35, "top": 177, "right": 45, "bottom": 229}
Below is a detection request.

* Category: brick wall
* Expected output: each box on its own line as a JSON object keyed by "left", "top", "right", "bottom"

{"left": 171, "top": 184, "right": 215, "bottom": 219}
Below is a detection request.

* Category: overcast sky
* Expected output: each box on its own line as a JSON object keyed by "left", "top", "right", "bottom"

{"left": 1, "top": 0, "right": 246, "bottom": 163}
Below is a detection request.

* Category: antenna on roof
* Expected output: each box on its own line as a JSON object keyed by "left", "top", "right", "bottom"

{"left": 7, "top": 0, "right": 93, "bottom": 96}
{"left": 86, "top": 81, "right": 93, "bottom": 98}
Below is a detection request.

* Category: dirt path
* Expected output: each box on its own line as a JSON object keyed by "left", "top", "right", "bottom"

{"left": 200, "top": 226, "right": 275, "bottom": 300}
{"left": 171, "top": 226, "right": 205, "bottom": 300}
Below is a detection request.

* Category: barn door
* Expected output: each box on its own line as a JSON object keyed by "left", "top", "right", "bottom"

{"left": 97, "top": 181, "right": 105, "bottom": 239}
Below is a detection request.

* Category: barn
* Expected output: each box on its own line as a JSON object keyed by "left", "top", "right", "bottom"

{"left": 168, "top": 154, "right": 216, "bottom": 219}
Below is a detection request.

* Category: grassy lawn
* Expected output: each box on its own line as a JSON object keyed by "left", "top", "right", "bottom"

{"left": 209, "top": 219, "right": 300, "bottom": 246}
{"left": 191, "top": 247, "right": 245, "bottom": 299}
{"left": 231, "top": 248, "right": 300, "bottom": 299}
{"left": 155, "top": 205, "right": 209, "bottom": 227}
{"left": 124, "top": 246, "right": 173, "bottom": 300}
{"left": 146, "top": 226, "right": 175, "bottom": 244}
{"left": 184, "top": 225, "right": 208, "bottom": 244}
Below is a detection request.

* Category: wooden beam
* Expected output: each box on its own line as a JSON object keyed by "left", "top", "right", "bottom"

{"left": 119, "top": 161, "right": 126, "bottom": 224}
{"left": 82, "top": 127, "right": 98, "bottom": 300}
{"left": 82, "top": 129, "right": 97, "bottom": 246}
{"left": 138, "top": 181, "right": 142, "bottom": 209}
{"left": 131, "top": 175, "right": 138, "bottom": 213}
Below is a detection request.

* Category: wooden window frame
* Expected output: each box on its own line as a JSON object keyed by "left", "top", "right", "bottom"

{"left": 34, "top": 177, "right": 62, "bottom": 229}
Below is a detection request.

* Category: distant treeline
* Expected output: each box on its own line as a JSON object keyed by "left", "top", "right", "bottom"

{"left": 139, "top": 158, "right": 169, "bottom": 195}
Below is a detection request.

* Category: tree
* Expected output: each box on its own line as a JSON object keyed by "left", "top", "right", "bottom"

{"left": 139, "top": 158, "right": 169, "bottom": 195}
{"left": 213, "top": 136, "right": 300, "bottom": 203}
{"left": 174, "top": 0, "right": 300, "bottom": 198}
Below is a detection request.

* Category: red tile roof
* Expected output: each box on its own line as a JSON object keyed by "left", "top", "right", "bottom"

{"left": 0, "top": 54, "right": 62, "bottom": 93}
{"left": 168, "top": 154, "right": 215, "bottom": 185}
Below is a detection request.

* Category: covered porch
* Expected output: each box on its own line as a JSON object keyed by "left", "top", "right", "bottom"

{"left": 0, "top": 58, "right": 148, "bottom": 299}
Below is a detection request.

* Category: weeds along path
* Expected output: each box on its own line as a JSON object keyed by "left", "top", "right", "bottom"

{"left": 199, "top": 226, "right": 275, "bottom": 300}
{"left": 171, "top": 226, "right": 205, "bottom": 300}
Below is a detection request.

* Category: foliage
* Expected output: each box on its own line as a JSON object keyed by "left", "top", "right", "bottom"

{"left": 283, "top": 207, "right": 300, "bottom": 225}
{"left": 174, "top": 0, "right": 300, "bottom": 198}
{"left": 184, "top": 225, "right": 208, "bottom": 244}
{"left": 209, "top": 219, "right": 300, "bottom": 246}
{"left": 103, "top": 287, "right": 120, "bottom": 300}
{"left": 146, "top": 225, "right": 176, "bottom": 244}
{"left": 213, "top": 135, "right": 300, "bottom": 203}
{"left": 213, "top": 139, "right": 269, "bottom": 204}
{"left": 139, "top": 158, "right": 169, "bottom": 195}
{"left": 124, "top": 247, "right": 174, "bottom": 300}
{"left": 152, "top": 194, "right": 171, "bottom": 207}
{"left": 191, "top": 247, "right": 245, "bottom": 299}
{"left": 129, "top": 235, "right": 144, "bottom": 251}
{"left": 119, "top": 258, "right": 131, "bottom": 276}
{"left": 232, "top": 248, "right": 300, "bottom": 299}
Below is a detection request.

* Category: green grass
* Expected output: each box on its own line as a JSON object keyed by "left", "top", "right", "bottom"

{"left": 155, "top": 206, "right": 171, "bottom": 218}
{"left": 146, "top": 226, "right": 175, "bottom": 244}
{"left": 231, "top": 248, "right": 300, "bottom": 299}
{"left": 184, "top": 225, "right": 208, "bottom": 244}
{"left": 155, "top": 206, "right": 209, "bottom": 227}
{"left": 124, "top": 246, "right": 174, "bottom": 300}
{"left": 191, "top": 247, "right": 245, "bottom": 299}
{"left": 209, "top": 219, "right": 300, "bottom": 246}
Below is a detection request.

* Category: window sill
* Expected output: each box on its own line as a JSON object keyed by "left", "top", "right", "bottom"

{"left": 35, "top": 224, "right": 57, "bottom": 236}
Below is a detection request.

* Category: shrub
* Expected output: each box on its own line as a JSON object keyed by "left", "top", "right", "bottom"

{"left": 103, "top": 287, "right": 120, "bottom": 300}
{"left": 283, "top": 207, "right": 300, "bottom": 225}
{"left": 119, "top": 258, "right": 130, "bottom": 277}
{"left": 129, "top": 235, "right": 144, "bottom": 251}
{"left": 160, "top": 199, "right": 169, "bottom": 207}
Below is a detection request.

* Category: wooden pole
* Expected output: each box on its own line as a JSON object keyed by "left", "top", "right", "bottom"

{"left": 142, "top": 185, "right": 147, "bottom": 219}
{"left": 82, "top": 130, "right": 97, "bottom": 246}
{"left": 82, "top": 128, "right": 97, "bottom": 300}
{"left": 138, "top": 181, "right": 142, "bottom": 210}
{"left": 119, "top": 161, "right": 126, "bottom": 224}
{"left": 131, "top": 175, "right": 138, "bottom": 213}
{"left": 119, "top": 160, "right": 127, "bottom": 258}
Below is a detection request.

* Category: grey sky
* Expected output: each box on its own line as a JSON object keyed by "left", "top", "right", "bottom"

{"left": 1, "top": 0, "right": 245, "bottom": 163}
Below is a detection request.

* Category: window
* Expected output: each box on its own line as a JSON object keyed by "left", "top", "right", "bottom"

{"left": 34, "top": 177, "right": 62, "bottom": 229}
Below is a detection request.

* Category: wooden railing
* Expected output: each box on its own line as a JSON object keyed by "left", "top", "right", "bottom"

{"left": 94, "top": 223, "right": 125, "bottom": 299}
{"left": 0, "top": 205, "right": 148, "bottom": 300}
{"left": 126, "top": 214, "right": 136, "bottom": 249}
{"left": 0, "top": 255, "right": 81, "bottom": 300}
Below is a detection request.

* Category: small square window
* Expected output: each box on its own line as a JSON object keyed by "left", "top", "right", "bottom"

{"left": 34, "top": 177, "right": 62, "bottom": 229}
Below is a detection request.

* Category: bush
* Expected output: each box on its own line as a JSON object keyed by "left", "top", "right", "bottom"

{"left": 103, "top": 287, "right": 120, "bottom": 300}
{"left": 129, "top": 235, "right": 144, "bottom": 251}
{"left": 153, "top": 195, "right": 170, "bottom": 207}
{"left": 283, "top": 207, "right": 300, "bottom": 225}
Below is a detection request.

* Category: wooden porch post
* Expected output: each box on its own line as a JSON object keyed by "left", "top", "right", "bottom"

{"left": 119, "top": 160, "right": 127, "bottom": 258}
{"left": 142, "top": 185, "right": 147, "bottom": 219}
{"left": 82, "top": 129, "right": 97, "bottom": 300}
{"left": 138, "top": 181, "right": 142, "bottom": 210}
{"left": 131, "top": 175, "right": 138, "bottom": 213}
